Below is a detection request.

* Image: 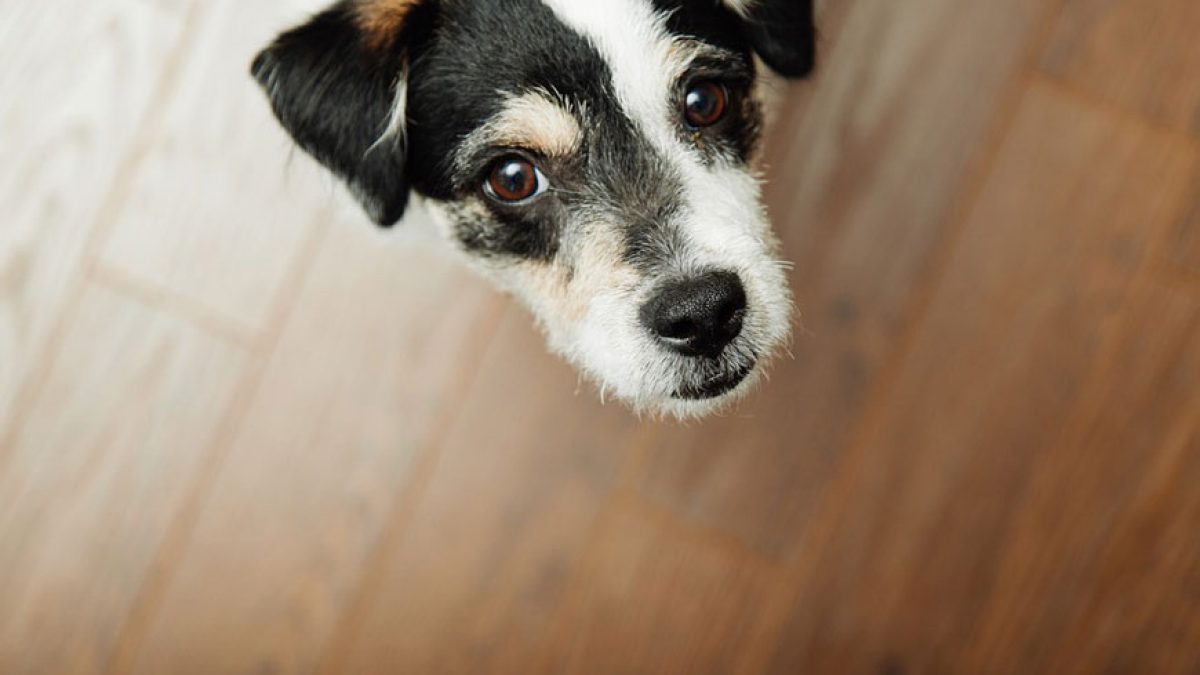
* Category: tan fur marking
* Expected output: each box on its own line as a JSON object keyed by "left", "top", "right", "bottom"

{"left": 473, "top": 92, "right": 583, "bottom": 161}
{"left": 522, "top": 220, "right": 636, "bottom": 339}
{"left": 354, "top": 0, "right": 420, "bottom": 52}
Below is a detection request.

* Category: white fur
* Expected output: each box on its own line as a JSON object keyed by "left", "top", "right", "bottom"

{"left": 370, "top": 69, "right": 409, "bottom": 155}
{"left": 540, "top": 0, "right": 686, "bottom": 161}
{"left": 532, "top": 0, "right": 793, "bottom": 417}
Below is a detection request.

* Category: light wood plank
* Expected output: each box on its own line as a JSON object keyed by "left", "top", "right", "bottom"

{"left": 99, "top": 0, "right": 353, "bottom": 334}
{"left": 124, "top": 216, "right": 500, "bottom": 675}
{"left": 331, "top": 307, "right": 637, "bottom": 675}
{"left": 0, "top": 283, "right": 247, "bottom": 675}
{"left": 639, "top": 0, "right": 1049, "bottom": 557}
{"left": 763, "top": 80, "right": 1199, "bottom": 674}
{"left": 0, "top": 0, "right": 195, "bottom": 431}
{"left": 1042, "top": 0, "right": 1200, "bottom": 133}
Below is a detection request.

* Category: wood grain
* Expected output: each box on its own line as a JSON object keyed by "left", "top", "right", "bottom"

{"left": 122, "top": 218, "right": 499, "bottom": 675}
{"left": 961, "top": 271, "right": 1200, "bottom": 673}
{"left": 543, "top": 505, "right": 772, "bottom": 674}
{"left": 0, "top": 283, "right": 247, "bottom": 675}
{"left": 328, "top": 306, "right": 639, "bottom": 675}
{"left": 1167, "top": 188, "right": 1200, "bottom": 275}
{"left": 0, "top": 0, "right": 194, "bottom": 431}
{"left": 639, "top": 0, "right": 1048, "bottom": 557}
{"left": 1042, "top": 0, "right": 1200, "bottom": 133}
{"left": 763, "top": 80, "right": 1199, "bottom": 674}
{"left": 1046, "top": 399, "right": 1200, "bottom": 674}
{"left": 98, "top": 0, "right": 346, "bottom": 334}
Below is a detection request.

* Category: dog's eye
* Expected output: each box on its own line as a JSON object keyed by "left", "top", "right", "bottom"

{"left": 484, "top": 156, "right": 544, "bottom": 204}
{"left": 684, "top": 81, "right": 728, "bottom": 128}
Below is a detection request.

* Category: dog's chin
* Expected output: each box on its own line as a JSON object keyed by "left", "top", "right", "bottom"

{"left": 602, "top": 356, "right": 764, "bottom": 420}
{"left": 651, "top": 363, "right": 763, "bottom": 420}
{"left": 672, "top": 359, "right": 757, "bottom": 401}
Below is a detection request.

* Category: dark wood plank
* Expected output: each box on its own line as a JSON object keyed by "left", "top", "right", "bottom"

{"left": 763, "top": 80, "right": 1199, "bottom": 674}
{"left": 123, "top": 219, "right": 499, "bottom": 675}
{"left": 1041, "top": 0, "right": 1200, "bottom": 133}
{"left": 329, "top": 307, "right": 639, "bottom": 675}
{"left": 0, "top": 284, "right": 247, "bottom": 675}
{"left": 960, "top": 272, "right": 1200, "bottom": 673}
{"left": 639, "top": 0, "right": 1050, "bottom": 557}
{"left": 1166, "top": 188, "right": 1200, "bottom": 275}
{"left": 1045, "top": 399, "right": 1200, "bottom": 674}
{"left": 542, "top": 506, "right": 772, "bottom": 674}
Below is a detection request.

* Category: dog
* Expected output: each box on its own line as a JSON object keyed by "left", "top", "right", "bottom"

{"left": 252, "top": 0, "right": 815, "bottom": 418}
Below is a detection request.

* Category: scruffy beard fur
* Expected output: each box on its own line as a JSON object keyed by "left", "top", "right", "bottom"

{"left": 252, "top": 0, "right": 815, "bottom": 419}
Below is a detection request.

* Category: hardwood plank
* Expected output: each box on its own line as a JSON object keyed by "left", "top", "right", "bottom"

{"left": 0, "top": 0, "right": 194, "bottom": 431}
{"left": 0, "top": 283, "right": 247, "bottom": 675}
{"left": 98, "top": 0, "right": 349, "bottom": 334}
{"left": 1046, "top": 392, "right": 1200, "bottom": 674}
{"left": 1041, "top": 0, "right": 1200, "bottom": 133}
{"left": 763, "top": 81, "right": 1199, "bottom": 674}
{"left": 1166, "top": 187, "right": 1200, "bottom": 275}
{"left": 123, "top": 217, "right": 499, "bottom": 675}
{"left": 543, "top": 506, "right": 771, "bottom": 674}
{"left": 330, "top": 307, "right": 637, "bottom": 675}
{"left": 639, "top": 0, "right": 1049, "bottom": 557}
{"left": 961, "top": 272, "right": 1200, "bottom": 673}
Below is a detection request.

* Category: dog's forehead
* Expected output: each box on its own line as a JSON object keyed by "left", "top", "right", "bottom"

{"left": 404, "top": 0, "right": 763, "bottom": 267}
{"left": 539, "top": 0, "right": 747, "bottom": 113}
{"left": 409, "top": 0, "right": 745, "bottom": 140}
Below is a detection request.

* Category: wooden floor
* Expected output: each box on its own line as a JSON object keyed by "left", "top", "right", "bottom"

{"left": 2, "top": 0, "right": 1199, "bottom": 672}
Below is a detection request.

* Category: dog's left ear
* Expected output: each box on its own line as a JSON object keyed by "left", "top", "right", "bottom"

{"left": 252, "top": 1, "right": 427, "bottom": 227}
{"left": 727, "top": 0, "right": 816, "bottom": 78}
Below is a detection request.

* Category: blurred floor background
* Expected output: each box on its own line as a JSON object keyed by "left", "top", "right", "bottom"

{"left": 2, "top": 0, "right": 1199, "bottom": 673}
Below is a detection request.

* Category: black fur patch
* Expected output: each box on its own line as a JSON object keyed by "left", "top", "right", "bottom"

{"left": 738, "top": 0, "right": 817, "bottom": 78}
{"left": 653, "top": 0, "right": 816, "bottom": 78}
{"left": 405, "top": 0, "right": 615, "bottom": 260}
{"left": 251, "top": 1, "right": 433, "bottom": 226}
{"left": 651, "top": 0, "right": 754, "bottom": 54}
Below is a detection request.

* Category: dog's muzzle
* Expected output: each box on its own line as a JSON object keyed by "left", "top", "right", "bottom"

{"left": 640, "top": 270, "right": 756, "bottom": 399}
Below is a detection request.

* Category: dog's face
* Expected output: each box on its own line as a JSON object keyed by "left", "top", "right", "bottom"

{"left": 253, "top": 0, "right": 815, "bottom": 417}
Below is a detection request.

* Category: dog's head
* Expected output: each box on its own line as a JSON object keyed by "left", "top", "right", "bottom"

{"left": 253, "top": 0, "right": 815, "bottom": 417}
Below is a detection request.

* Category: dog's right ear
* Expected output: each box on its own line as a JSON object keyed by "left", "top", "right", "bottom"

{"left": 728, "top": 0, "right": 817, "bottom": 79}
{"left": 251, "top": 0, "right": 427, "bottom": 227}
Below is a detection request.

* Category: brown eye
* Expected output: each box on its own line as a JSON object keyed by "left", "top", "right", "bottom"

{"left": 484, "top": 156, "right": 543, "bottom": 203}
{"left": 684, "top": 80, "right": 728, "bottom": 128}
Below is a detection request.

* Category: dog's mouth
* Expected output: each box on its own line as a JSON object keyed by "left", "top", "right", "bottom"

{"left": 672, "top": 359, "right": 757, "bottom": 400}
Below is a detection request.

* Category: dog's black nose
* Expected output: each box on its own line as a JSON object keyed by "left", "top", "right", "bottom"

{"left": 641, "top": 271, "right": 747, "bottom": 358}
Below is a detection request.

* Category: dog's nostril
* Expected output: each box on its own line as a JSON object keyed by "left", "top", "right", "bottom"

{"left": 640, "top": 271, "right": 748, "bottom": 358}
{"left": 720, "top": 305, "right": 745, "bottom": 331}
{"left": 664, "top": 318, "right": 697, "bottom": 340}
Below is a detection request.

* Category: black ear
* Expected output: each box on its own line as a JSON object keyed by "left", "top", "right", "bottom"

{"left": 251, "top": 1, "right": 414, "bottom": 227}
{"left": 736, "top": 0, "right": 816, "bottom": 79}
